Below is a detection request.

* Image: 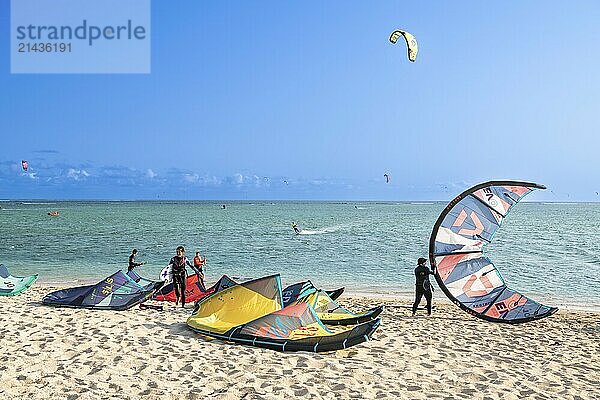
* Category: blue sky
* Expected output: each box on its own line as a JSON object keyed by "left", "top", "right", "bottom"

{"left": 1, "top": 1, "right": 599, "bottom": 200}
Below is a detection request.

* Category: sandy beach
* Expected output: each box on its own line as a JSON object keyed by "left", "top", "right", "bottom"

{"left": 1, "top": 285, "right": 598, "bottom": 400}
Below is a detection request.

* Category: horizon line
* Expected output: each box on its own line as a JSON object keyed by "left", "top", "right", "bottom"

{"left": 1, "top": 198, "right": 598, "bottom": 204}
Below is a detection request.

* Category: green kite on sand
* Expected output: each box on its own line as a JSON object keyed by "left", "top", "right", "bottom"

{"left": 0, "top": 264, "right": 38, "bottom": 296}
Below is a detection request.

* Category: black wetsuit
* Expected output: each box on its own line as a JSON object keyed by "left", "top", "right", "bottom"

{"left": 412, "top": 264, "right": 434, "bottom": 315}
{"left": 169, "top": 255, "right": 193, "bottom": 306}
{"left": 128, "top": 254, "right": 143, "bottom": 272}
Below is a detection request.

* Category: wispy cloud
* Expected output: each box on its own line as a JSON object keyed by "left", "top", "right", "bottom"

{"left": 32, "top": 150, "right": 60, "bottom": 154}
{"left": 146, "top": 169, "right": 157, "bottom": 179}
{"left": 183, "top": 173, "right": 200, "bottom": 183}
{"left": 66, "top": 168, "right": 90, "bottom": 181}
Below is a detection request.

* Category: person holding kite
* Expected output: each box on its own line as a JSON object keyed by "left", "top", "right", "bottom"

{"left": 412, "top": 257, "right": 434, "bottom": 316}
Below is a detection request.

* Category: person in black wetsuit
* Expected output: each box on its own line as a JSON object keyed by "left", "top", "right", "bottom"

{"left": 128, "top": 249, "right": 145, "bottom": 272}
{"left": 412, "top": 257, "right": 434, "bottom": 316}
{"left": 168, "top": 246, "right": 198, "bottom": 308}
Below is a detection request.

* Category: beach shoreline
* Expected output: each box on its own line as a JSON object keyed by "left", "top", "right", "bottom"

{"left": 32, "top": 278, "right": 600, "bottom": 313}
{"left": 1, "top": 285, "right": 598, "bottom": 399}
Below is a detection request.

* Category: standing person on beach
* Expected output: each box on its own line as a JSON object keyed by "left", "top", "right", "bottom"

{"left": 193, "top": 251, "right": 206, "bottom": 287}
{"left": 128, "top": 249, "right": 146, "bottom": 272}
{"left": 412, "top": 257, "right": 434, "bottom": 316}
{"left": 168, "top": 246, "right": 193, "bottom": 307}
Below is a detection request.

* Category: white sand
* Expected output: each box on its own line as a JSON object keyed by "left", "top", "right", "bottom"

{"left": 1, "top": 286, "right": 598, "bottom": 399}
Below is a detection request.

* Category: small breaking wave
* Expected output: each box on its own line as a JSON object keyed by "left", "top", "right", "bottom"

{"left": 298, "top": 226, "right": 342, "bottom": 235}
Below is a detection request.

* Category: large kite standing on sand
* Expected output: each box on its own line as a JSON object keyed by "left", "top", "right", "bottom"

{"left": 429, "top": 181, "right": 558, "bottom": 323}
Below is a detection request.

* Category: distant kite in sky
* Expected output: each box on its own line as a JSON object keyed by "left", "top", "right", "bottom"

{"left": 389, "top": 29, "right": 418, "bottom": 62}
{"left": 283, "top": 180, "right": 289, "bottom": 185}
{"left": 383, "top": 173, "right": 390, "bottom": 183}
{"left": 21, "top": 160, "right": 28, "bottom": 172}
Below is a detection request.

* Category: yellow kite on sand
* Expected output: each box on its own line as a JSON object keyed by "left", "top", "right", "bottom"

{"left": 187, "top": 275, "right": 381, "bottom": 352}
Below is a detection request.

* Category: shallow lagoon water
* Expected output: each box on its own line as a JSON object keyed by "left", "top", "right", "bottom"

{"left": 1, "top": 200, "right": 598, "bottom": 309}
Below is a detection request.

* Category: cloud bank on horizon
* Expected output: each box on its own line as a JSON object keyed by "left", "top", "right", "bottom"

{"left": 0, "top": 158, "right": 434, "bottom": 200}
{"left": 0, "top": 158, "right": 590, "bottom": 201}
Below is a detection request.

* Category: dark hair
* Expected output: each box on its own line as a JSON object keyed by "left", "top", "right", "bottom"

{"left": 132, "top": 249, "right": 138, "bottom": 254}
{"left": 417, "top": 257, "right": 427, "bottom": 265}
{"left": 176, "top": 246, "right": 185, "bottom": 252}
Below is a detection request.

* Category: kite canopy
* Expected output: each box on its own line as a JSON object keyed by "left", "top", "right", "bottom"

{"left": 389, "top": 30, "right": 418, "bottom": 62}
{"left": 326, "top": 287, "right": 345, "bottom": 301}
{"left": 43, "top": 270, "right": 163, "bottom": 310}
{"left": 282, "top": 281, "right": 318, "bottom": 306}
{"left": 154, "top": 274, "right": 236, "bottom": 304}
{"left": 0, "top": 264, "right": 38, "bottom": 296}
{"left": 283, "top": 281, "right": 383, "bottom": 325}
{"left": 282, "top": 282, "right": 344, "bottom": 305}
{"left": 429, "top": 181, "right": 558, "bottom": 323}
{"left": 187, "top": 275, "right": 380, "bottom": 352}
{"left": 126, "top": 269, "right": 163, "bottom": 289}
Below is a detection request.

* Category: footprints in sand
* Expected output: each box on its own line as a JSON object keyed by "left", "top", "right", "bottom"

{"left": 1, "top": 288, "right": 599, "bottom": 399}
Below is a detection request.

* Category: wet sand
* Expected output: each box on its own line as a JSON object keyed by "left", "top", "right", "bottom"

{"left": 1, "top": 286, "right": 598, "bottom": 399}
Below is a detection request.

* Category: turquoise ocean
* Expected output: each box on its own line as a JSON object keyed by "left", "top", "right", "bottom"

{"left": 1, "top": 201, "right": 598, "bottom": 310}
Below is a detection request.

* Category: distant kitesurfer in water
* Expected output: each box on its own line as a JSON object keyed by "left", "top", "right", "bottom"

{"left": 128, "top": 249, "right": 146, "bottom": 272}
{"left": 412, "top": 257, "right": 434, "bottom": 316}
{"left": 292, "top": 223, "right": 300, "bottom": 234}
{"left": 168, "top": 246, "right": 194, "bottom": 308}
